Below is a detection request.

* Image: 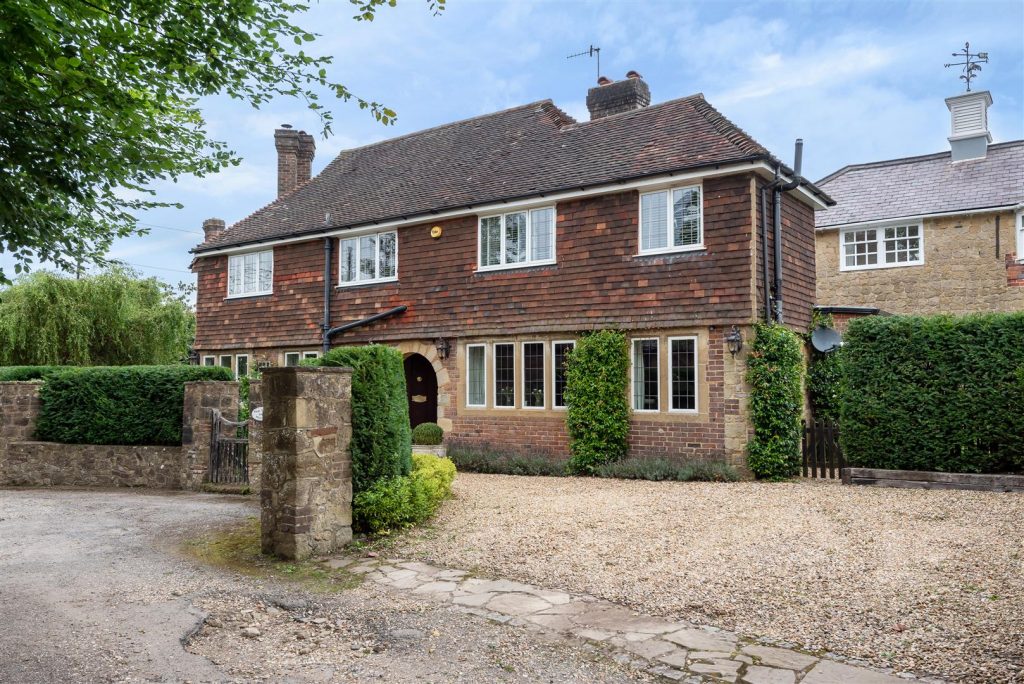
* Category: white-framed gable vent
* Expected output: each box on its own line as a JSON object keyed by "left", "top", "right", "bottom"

{"left": 944, "top": 90, "right": 993, "bottom": 161}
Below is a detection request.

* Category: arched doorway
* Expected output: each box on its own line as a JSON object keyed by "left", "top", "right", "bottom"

{"left": 403, "top": 353, "right": 438, "bottom": 428}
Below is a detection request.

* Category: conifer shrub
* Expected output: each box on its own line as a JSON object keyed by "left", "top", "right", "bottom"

{"left": 313, "top": 345, "right": 412, "bottom": 493}
{"left": 564, "top": 329, "right": 630, "bottom": 474}
{"left": 746, "top": 323, "right": 805, "bottom": 480}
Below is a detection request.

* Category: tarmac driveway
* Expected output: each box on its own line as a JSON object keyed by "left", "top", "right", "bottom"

{"left": 0, "top": 489, "right": 644, "bottom": 683}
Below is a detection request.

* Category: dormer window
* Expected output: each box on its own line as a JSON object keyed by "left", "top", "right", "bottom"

{"left": 478, "top": 207, "right": 556, "bottom": 270}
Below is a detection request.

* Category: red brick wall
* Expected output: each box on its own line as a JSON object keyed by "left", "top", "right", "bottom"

{"left": 754, "top": 179, "right": 817, "bottom": 331}
{"left": 194, "top": 175, "right": 761, "bottom": 351}
{"left": 1006, "top": 253, "right": 1024, "bottom": 286}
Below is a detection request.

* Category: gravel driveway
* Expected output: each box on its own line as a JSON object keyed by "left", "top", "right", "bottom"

{"left": 392, "top": 474, "right": 1024, "bottom": 683}
{"left": 0, "top": 488, "right": 647, "bottom": 683}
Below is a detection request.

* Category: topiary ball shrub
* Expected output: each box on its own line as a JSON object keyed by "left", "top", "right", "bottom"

{"left": 411, "top": 422, "right": 444, "bottom": 445}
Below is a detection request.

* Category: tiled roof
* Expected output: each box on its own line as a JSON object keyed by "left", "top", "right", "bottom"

{"left": 816, "top": 140, "right": 1024, "bottom": 228}
{"left": 195, "top": 94, "right": 823, "bottom": 252}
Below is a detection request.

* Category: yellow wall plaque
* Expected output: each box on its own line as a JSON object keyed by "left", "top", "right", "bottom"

{"left": 430, "top": 225, "right": 443, "bottom": 239}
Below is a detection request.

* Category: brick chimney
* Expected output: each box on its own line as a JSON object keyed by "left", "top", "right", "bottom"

{"left": 274, "top": 125, "right": 316, "bottom": 196}
{"left": 945, "top": 90, "right": 993, "bottom": 162}
{"left": 586, "top": 71, "right": 651, "bottom": 121}
{"left": 202, "top": 218, "right": 226, "bottom": 242}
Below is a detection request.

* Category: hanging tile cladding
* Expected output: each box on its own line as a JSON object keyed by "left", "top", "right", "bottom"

{"left": 753, "top": 178, "right": 816, "bottom": 331}
{"left": 194, "top": 175, "right": 758, "bottom": 349}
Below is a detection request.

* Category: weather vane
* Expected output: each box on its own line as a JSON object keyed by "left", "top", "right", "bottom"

{"left": 944, "top": 41, "right": 988, "bottom": 92}
{"left": 567, "top": 44, "right": 601, "bottom": 81}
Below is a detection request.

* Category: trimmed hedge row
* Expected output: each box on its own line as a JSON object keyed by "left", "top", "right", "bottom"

{"left": 0, "top": 366, "right": 65, "bottom": 381}
{"left": 35, "top": 365, "right": 232, "bottom": 445}
{"left": 313, "top": 345, "right": 412, "bottom": 493}
{"left": 841, "top": 313, "right": 1024, "bottom": 473}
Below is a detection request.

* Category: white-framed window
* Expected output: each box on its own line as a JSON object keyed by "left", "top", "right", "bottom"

{"left": 493, "top": 342, "right": 516, "bottom": 408}
{"left": 668, "top": 337, "right": 698, "bottom": 413}
{"left": 1016, "top": 210, "right": 1024, "bottom": 261}
{"left": 465, "top": 344, "right": 487, "bottom": 408}
{"left": 478, "top": 207, "right": 556, "bottom": 270}
{"left": 522, "top": 341, "right": 545, "bottom": 409}
{"left": 339, "top": 230, "right": 397, "bottom": 285}
{"left": 202, "top": 356, "right": 215, "bottom": 367}
{"left": 840, "top": 224, "right": 923, "bottom": 271}
{"left": 227, "top": 250, "right": 273, "bottom": 297}
{"left": 219, "top": 355, "right": 233, "bottom": 369}
{"left": 235, "top": 354, "right": 249, "bottom": 378}
{"left": 284, "top": 352, "right": 301, "bottom": 367}
{"left": 303, "top": 351, "right": 320, "bottom": 360}
{"left": 551, "top": 340, "right": 575, "bottom": 409}
{"left": 631, "top": 338, "right": 660, "bottom": 412}
{"left": 638, "top": 185, "right": 703, "bottom": 255}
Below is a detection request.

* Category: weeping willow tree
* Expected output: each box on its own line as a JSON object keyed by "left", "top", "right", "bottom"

{"left": 0, "top": 269, "right": 194, "bottom": 365}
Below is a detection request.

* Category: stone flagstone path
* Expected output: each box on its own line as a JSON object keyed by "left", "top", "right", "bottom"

{"left": 322, "top": 554, "right": 934, "bottom": 684}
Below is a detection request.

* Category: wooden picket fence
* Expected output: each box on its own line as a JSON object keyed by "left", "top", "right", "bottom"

{"left": 802, "top": 419, "right": 845, "bottom": 479}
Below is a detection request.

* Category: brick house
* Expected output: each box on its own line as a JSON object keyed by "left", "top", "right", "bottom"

{"left": 815, "top": 89, "right": 1024, "bottom": 327}
{"left": 191, "top": 74, "right": 831, "bottom": 466}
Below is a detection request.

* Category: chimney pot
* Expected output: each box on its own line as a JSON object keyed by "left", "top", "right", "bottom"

{"left": 626, "top": 70, "right": 643, "bottom": 79}
{"left": 275, "top": 127, "right": 316, "bottom": 196}
{"left": 202, "top": 218, "right": 226, "bottom": 242}
{"left": 586, "top": 73, "right": 651, "bottom": 120}
{"left": 597, "top": 76, "right": 612, "bottom": 86}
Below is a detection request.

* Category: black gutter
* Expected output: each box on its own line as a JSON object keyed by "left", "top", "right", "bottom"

{"left": 193, "top": 154, "right": 833, "bottom": 255}
{"left": 321, "top": 237, "right": 333, "bottom": 355}
{"left": 323, "top": 306, "right": 408, "bottom": 348}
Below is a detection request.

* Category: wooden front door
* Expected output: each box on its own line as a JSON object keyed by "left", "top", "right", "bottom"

{"left": 404, "top": 353, "right": 438, "bottom": 428}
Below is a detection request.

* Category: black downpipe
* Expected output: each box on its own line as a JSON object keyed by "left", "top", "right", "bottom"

{"left": 770, "top": 138, "right": 804, "bottom": 324}
{"left": 760, "top": 186, "right": 772, "bottom": 322}
{"left": 322, "top": 237, "right": 333, "bottom": 355}
{"left": 324, "top": 305, "right": 408, "bottom": 342}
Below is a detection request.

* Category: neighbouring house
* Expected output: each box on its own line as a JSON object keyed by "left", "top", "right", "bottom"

{"left": 815, "top": 88, "right": 1024, "bottom": 329}
{"left": 190, "top": 73, "right": 832, "bottom": 466}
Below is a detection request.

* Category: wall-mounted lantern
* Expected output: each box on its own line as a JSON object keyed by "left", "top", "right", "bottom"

{"left": 725, "top": 326, "right": 744, "bottom": 356}
{"left": 434, "top": 337, "right": 451, "bottom": 360}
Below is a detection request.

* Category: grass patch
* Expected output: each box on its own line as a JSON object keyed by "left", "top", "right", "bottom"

{"left": 183, "top": 517, "right": 363, "bottom": 593}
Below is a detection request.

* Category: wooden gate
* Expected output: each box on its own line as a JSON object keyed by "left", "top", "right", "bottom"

{"left": 802, "top": 419, "right": 845, "bottom": 479}
{"left": 208, "top": 409, "right": 249, "bottom": 484}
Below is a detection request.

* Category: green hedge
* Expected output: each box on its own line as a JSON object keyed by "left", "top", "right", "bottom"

{"left": 564, "top": 329, "right": 630, "bottom": 474}
{"left": 746, "top": 323, "right": 805, "bottom": 480}
{"left": 0, "top": 366, "right": 65, "bottom": 381}
{"left": 314, "top": 345, "right": 412, "bottom": 493}
{"left": 411, "top": 422, "right": 443, "bottom": 446}
{"left": 841, "top": 313, "right": 1024, "bottom": 473}
{"left": 806, "top": 311, "right": 843, "bottom": 421}
{"left": 35, "top": 365, "right": 232, "bottom": 445}
{"left": 353, "top": 453, "right": 456, "bottom": 534}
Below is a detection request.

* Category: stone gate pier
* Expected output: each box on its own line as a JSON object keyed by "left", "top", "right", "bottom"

{"left": 260, "top": 366, "right": 354, "bottom": 560}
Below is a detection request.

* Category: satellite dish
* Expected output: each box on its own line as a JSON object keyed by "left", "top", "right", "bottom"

{"left": 811, "top": 326, "right": 843, "bottom": 353}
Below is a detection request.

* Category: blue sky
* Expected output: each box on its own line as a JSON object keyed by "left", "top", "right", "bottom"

{"left": 7, "top": 0, "right": 1023, "bottom": 290}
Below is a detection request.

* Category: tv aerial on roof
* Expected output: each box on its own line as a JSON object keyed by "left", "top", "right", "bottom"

{"left": 567, "top": 45, "right": 601, "bottom": 81}
{"left": 811, "top": 326, "right": 843, "bottom": 354}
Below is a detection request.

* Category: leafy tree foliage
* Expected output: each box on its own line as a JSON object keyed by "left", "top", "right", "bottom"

{"left": 806, "top": 310, "right": 844, "bottom": 421}
{"left": 746, "top": 323, "right": 805, "bottom": 480}
{"left": 0, "top": 0, "right": 443, "bottom": 281}
{"left": 564, "top": 329, "right": 630, "bottom": 474}
{"left": 0, "top": 269, "right": 194, "bottom": 365}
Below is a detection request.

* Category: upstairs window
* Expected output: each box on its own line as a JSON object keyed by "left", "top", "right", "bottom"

{"left": 340, "top": 231, "right": 397, "bottom": 285}
{"left": 841, "top": 224, "right": 922, "bottom": 271}
{"left": 479, "top": 207, "right": 556, "bottom": 270}
{"left": 639, "top": 185, "right": 703, "bottom": 254}
{"left": 228, "top": 250, "right": 273, "bottom": 297}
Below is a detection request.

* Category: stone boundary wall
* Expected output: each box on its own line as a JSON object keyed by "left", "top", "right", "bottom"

{"left": 3, "top": 442, "right": 184, "bottom": 488}
{"left": 0, "top": 380, "right": 240, "bottom": 491}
